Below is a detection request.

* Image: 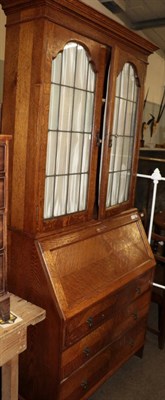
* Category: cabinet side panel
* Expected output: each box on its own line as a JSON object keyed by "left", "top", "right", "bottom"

{"left": 8, "top": 230, "right": 62, "bottom": 400}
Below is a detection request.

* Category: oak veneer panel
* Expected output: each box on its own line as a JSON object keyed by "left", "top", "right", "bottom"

{"left": 38, "top": 213, "right": 154, "bottom": 317}
{"left": 7, "top": 211, "right": 155, "bottom": 400}
{"left": 0, "top": 145, "right": 5, "bottom": 172}
{"left": 0, "top": 135, "right": 11, "bottom": 321}
{"left": 0, "top": 253, "right": 4, "bottom": 289}
{"left": 61, "top": 290, "right": 151, "bottom": 379}
{"left": 59, "top": 320, "right": 146, "bottom": 400}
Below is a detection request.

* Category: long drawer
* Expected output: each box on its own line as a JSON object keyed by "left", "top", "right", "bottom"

{"left": 64, "top": 293, "right": 116, "bottom": 348}
{"left": 64, "top": 270, "right": 152, "bottom": 348}
{"left": 59, "top": 319, "right": 146, "bottom": 400}
{"left": 61, "top": 290, "right": 150, "bottom": 379}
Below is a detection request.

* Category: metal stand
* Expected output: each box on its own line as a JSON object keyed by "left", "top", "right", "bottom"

{"left": 137, "top": 168, "right": 165, "bottom": 290}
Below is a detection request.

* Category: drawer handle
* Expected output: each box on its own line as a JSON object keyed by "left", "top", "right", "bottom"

{"left": 136, "top": 287, "right": 141, "bottom": 295}
{"left": 83, "top": 347, "right": 91, "bottom": 357}
{"left": 129, "top": 339, "right": 134, "bottom": 347}
{"left": 132, "top": 311, "right": 138, "bottom": 320}
{"left": 81, "top": 380, "right": 88, "bottom": 391}
{"left": 87, "top": 316, "right": 94, "bottom": 328}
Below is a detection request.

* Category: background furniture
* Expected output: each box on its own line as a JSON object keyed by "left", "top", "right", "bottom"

{"left": 151, "top": 211, "right": 165, "bottom": 349}
{"left": 0, "top": 1, "right": 156, "bottom": 399}
{"left": 135, "top": 149, "right": 165, "bottom": 224}
{"left": 0, "top": 293, "right": 45, "bottom": 400}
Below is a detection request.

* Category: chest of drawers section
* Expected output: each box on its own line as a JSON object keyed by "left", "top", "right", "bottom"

{"left": 59, "top": 270, "right": 153, "bottom": 400}
{"left": 0, "top": 135, "right": 11, "bottom": 321}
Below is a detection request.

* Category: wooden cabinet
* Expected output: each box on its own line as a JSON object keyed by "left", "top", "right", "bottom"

{"left": 0, "top": 1, "right": 156, "bottom": 399}
{"left": 6, "top": 210, "right": 155, "bottom": 400}
{"left": 0, "top": 135, "right": 11, "bottom": 321}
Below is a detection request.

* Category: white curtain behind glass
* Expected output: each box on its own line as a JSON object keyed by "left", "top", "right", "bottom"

{"left": 106, "top": 63, "right": 138, "bottom": 208}
{"left": 44, "top": 42, "right": 95, "bottom": 219}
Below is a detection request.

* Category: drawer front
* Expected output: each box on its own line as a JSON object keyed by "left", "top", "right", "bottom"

{"left": 114, "top": 290, "right": 151, "bottom": 338}
{"left": 64, "top": 270, "right": 152, "bottom": 348}
{"left": 61, "top": 290, "right": 150, "bottom": 379}
{"left": 0, "top": 144, "right": 5, "bottom": 173}
{"left": 65, "top": 294, "right": 117, "bottom": 348}
{"left": 0, "top": 252, "right": 5, "bottom": 292}
{"left": 0, "top": 178, "right": 5, "bottom": 209}
{"left": 61, "top": 317, "right": 114, "bottom": 379}
{"left": 59, "top": 320, "right": 146, "bottom": 400}
{"left": 0, "top": 213, "right": 4, "bottom": 250}
{"left": 116, "top": 271, "right": 152, "bottom": 307}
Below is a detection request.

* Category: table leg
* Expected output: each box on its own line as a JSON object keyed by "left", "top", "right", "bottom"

{"left": 2, "top": 355, "right": 19, "bottom": 400}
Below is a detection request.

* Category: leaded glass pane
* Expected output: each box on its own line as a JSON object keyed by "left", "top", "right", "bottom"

{"left": 106, "top": 173, "right": 113, "bottom": 208}
{"left": 82, "top": 134, "right": 91, "bottom": 173}
{"left": 87, "top": 66, "right": 95, "bottom": 92}
{"left": 44, "top": 177, "right": 54, "bottom": 218}
{"left": 117, "top": 99, "right": 127, "bottom": 135}
{"left": 67, "top": 174, "right": 80, "bottom": 214}
{"left": 122, "top": 137, "right": 132, "bottom": 170}
{"left": 46, "top": 131, "right": 57, "bottom": 176}
{"left": 127, "top": 138, "right": 134, "bottom": 170}
{"left": 79, "top": 174, "right": 88, "bottom": 210}
{"left": 120, "top": 63, "right": 129, "bottom": 99}
{"left": 72, "top": 90, "right": 86, "bottom": 132}
{"left": 56, "top": 132, "right": 71, "bottom": 175}
{"left": 69, "top": 132, "right": 83, "bottom": 174}
{"left": 111, "top": 172, "right": 120, "bottom": 206}
{"left": 128, "top": 67, "right": 136, "bottom": 101}
{"left": 61, "top": 43, "right": 77, "bottom": 86}
{"left": 48, "top": 85, "right": 60, "bottom": 130}
{"left": 84, "top": 92, "right": 95, "bottom": 132}
{"left": 54, "top": 176, "right": 68, "bottom": 216}
{"left": 75, "top": 45, "right": 88, "bottom": 89}
{"left": 113, "top": 136, "right": 124, "bottom": 171}
{"left": 58, "top": 87, "right": 74, "bottom": 131}
{"left": 125, "top": 101, "right": 134, "bottom": 136}
{"left": 51, "top": 52, "right": 62, "bottom": 84}
{"left": 112, "top": 97, "right": 119, "bottom": 135}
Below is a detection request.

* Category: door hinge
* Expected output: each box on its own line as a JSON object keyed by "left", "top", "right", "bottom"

{"left": 108, "top": 137, "right": 112, "bottom": 148}
{"left": 96, "top": 133, "right": 102, "bottom": 147}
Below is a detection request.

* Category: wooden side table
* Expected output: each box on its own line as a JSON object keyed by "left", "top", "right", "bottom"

{"left": 0, "top": 293, "right": 46, "bottom": 400}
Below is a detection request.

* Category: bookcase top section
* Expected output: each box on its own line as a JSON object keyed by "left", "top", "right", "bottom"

{"left": 0, "top": 0, "right": 158, "bottom": 56}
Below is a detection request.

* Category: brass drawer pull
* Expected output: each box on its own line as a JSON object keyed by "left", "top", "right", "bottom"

{"left": 129, "top": 338, "right": 134, "bottom": 347}
{"left": 132, "top": 311, "right": 138, "bottom": 320}
{"left": 81, "top": 380, "right": 88, "bottom": 391}
{"left": 83, "top": 347, "right": 91, "bottom": 357}
{"left": 87, "top": 316, "right": 94, "bottom": 328}
{"left": 136, "top": 287, "right": 141, "bottom": 295}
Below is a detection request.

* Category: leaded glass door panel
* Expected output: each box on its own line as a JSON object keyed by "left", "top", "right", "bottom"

{"left": 42, "top": 38, "right": 107, "bottom": 229}
{"left": 106, "top": 62, "right": 138, "bottom": 208}
{"left": 99, "top": 49, "right": 144, "bottom": 219}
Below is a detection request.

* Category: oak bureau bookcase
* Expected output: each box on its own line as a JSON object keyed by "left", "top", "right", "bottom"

{"left": 0, "top": 1, "right": 156, "bottom": 399}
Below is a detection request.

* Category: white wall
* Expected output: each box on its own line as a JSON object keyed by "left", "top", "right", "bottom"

{"left": 145, "top": 52, "right": 165, "bottom": 105}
